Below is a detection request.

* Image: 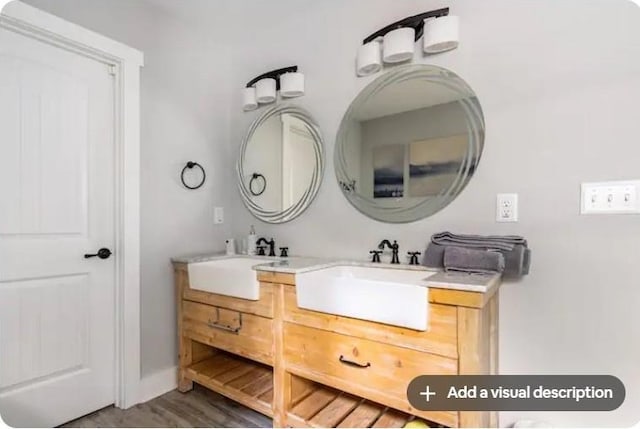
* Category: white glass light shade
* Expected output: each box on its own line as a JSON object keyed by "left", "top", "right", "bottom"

{"left": 356, "top": 41, "right": 382, "bottom": 76}
{"left": 256, "top": 78, "right": 277, "bottom": 103}
{"left": 243, "top": 87, "right": 258, "bottom": 111}
{"left": 423, "top": 15, "right": 459, "bottom": 54}
{"left": 383, "top": 27, "right": 415, "bottom": 63}
{"left": 280, "top": 72, "right": 305, "bottom": 97}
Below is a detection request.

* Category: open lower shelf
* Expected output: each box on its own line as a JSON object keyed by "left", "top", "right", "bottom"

{"left": 184, "top": 351, "right": 273, "bottom": 417}
{"left": 287, "top": 383, "right": 441, "bottom": 428}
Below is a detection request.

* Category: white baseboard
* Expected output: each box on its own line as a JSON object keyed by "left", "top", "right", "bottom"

{"left": 138, "top": 366, "right": 178, "bottom": 404}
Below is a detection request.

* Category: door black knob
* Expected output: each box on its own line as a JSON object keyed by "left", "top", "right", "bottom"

{"left": 84, "top": 248, "right": 112, "bottom": 259}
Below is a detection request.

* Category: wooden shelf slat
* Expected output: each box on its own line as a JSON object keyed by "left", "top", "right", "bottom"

{"left": 226, "top": 366, "right": 270, "bottom": 390}
{"left": 213, "top": 360, "right": 258, "bottom": 384}
{"left": 290, "top": 385, "right": 339, "bottom": 420}
{"left": 184, "top": 353, "right": 273, "bottom": 418}
{"left": 308, "top": 393, "right": 360, "bottom": 428}
{"left": 258, "top": 387, "right": 274, "bottom": 404}
{"left": 371, "top": 408, "right": 411, "bottom": 428}
{"left": 287, "top": 382, "right": 424, "bottom": 428}
{"left": 337, "top": 400, "right": 384, "bottom": 428}
{"left": 190, "top": 352, "right": 242, "bottom": 378}
{"left": 242, "top": 372, "right": 274, "bottom": 398}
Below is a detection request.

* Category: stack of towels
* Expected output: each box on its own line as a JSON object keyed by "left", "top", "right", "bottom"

{"left": 423, "top": 231, "right": 531, "bottom": 277}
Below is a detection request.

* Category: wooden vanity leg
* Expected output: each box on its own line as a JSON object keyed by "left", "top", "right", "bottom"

{"left": 457, "top": 305, "right": 491, "bottom": 428}
{"left": 178, "top": 335, "right": 193, "bottom": 392}
{"left": 273, "top": 284, "right": 289, "bottom": 427}
{"left": 488, "top": 294, "right": 499, "bottom": 428}
{"left": 176, "top": 266, "right": 193, "bottom": 393}
{"left": 273, "top": 371, "right": 291, "bottom": 428}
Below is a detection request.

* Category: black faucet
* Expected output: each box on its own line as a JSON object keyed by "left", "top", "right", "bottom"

{"left": 369, "top": 250, "right": 382, "bottom": 263}
{"left": 407, "top": 251, "right": 422, "bottom": 266}
{"left": 257, "top": 237, "right": 276, "bottom": 257}
{"left": 378, "top": 239, "right": 400, "bottom": 264}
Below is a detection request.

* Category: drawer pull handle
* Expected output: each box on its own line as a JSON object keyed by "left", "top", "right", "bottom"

{"left": 207, "top": 308, "right": 242, "bottom": 335}
{"left": 339, "top": 355, "right": 371, "bottom": 368}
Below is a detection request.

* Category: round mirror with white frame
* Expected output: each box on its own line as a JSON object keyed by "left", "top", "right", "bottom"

{"left": 335, "top": 64, "right": 485, "bottom": 223}
{"left": 237, "top": 105, "right": 324, "bottom": 223}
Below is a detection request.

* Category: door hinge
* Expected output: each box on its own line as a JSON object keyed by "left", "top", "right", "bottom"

{"left": 108, "top": 65, "right": 117, "bottom": 76}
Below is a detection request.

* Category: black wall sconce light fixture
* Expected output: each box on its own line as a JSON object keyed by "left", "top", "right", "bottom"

{"left": 243, "top": 65, "right": 304, "bottom": 111}
{"left": 356, "top": 7, "right": 459, "bottom": 77}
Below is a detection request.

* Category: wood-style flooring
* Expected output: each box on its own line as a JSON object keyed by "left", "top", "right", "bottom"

{"left": 61, "top": 385, "right": 272, "bottom": 428}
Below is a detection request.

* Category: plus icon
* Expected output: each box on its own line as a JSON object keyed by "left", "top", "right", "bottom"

{"left": 418, "top": 385, "right": 437, "bottom": 402}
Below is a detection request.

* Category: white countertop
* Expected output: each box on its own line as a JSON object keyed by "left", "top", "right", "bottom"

{"left": 171, "top": 252, "right": 500, "bottom": 293}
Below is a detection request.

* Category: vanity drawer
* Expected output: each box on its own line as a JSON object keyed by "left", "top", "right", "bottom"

{"left": 283, "top": 323, "right": 458, "bottom": 426}
{"left": 282, "top": 284, "right": 458, "bottom": 358}
{"left": 182, "top": 300, "right": 273, "bottom": 365}
{"left": 183, "top": 282, "right": 275, "bottom": 318}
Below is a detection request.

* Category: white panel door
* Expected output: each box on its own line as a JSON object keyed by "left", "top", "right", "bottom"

{"left": 0, "top": 25, "right": 116, "bottom": 428}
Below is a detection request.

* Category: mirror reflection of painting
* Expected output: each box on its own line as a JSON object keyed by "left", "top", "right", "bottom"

{"left": 335, "top": 65, "right": 485, "bottom": 223}
{"left": 408, "top": 135, "right": 467, "bottom": 197}
{"left": 373, "top": 145, "right": 404, "bottom": 198}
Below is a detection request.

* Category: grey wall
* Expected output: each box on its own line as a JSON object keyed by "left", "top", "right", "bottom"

{"left": 362, "top": 101, "right": 469, "bottom": 146}
{"left": 226, "top": 1, "right": 640, "bottom": 427}
{"left": 19, "top": 0, "right": 234, "bottom": 378}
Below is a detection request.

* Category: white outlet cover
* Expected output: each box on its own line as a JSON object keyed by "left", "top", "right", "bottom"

{"left": 496, "top": 193, "right": 518, "bottom": 222}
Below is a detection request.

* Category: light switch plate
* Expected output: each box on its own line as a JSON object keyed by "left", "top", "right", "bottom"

{"left": 496, "top": 193, "right": 518, "bottom": 222}
{"left": 581, "top": 180, "right": 640, "bottom": 214}
{"left": 214, "top": 206, "right": 224, "bottom": 224}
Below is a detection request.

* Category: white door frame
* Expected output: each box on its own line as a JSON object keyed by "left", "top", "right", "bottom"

{"left": 0, "top": 1, "right": 143, "bottom": 409}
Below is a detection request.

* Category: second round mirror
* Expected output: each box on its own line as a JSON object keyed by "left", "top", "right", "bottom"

{"left": 237, "top": 105, "right": 324, "bottom": 223}
{"left": 335, "top": 64, "right": 485, "bottom": 223}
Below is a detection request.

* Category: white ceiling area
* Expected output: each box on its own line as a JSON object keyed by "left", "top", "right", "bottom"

{"left": 138, "top": 0, "right": 333, "bottom": 40}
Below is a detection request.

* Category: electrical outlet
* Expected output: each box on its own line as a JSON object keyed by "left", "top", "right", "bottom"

{"left": 496, "top": 193, "right": 518, "bottom": 222}
{"left": 214, "top": 207, "right": 224, "bottom": 224}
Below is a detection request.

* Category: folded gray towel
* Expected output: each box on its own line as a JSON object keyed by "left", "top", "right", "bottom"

{"left": 423, "top": 243, "right": 448, "bottom": 267}
{"left": 432, "top": 231, "right": 528, "bottom": 251}
{"left": 443, "top": 246, "right": 505, "bottom": 274}
{"left": 423, "top": 231, "right": 531, "bottom": 277}
{"left": 522, "top": 248, "right": 531, "bottom": 275}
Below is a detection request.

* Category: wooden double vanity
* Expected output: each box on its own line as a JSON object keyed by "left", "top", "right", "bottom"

{"left": 173, "top": 256, "right": 500, "bottom": 428}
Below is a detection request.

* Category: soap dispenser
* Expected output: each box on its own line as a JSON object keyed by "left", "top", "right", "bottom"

{"left": 247, "top": 225, "right": 257, "bottom": 256}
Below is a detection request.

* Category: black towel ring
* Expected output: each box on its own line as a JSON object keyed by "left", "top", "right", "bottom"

{"left": 249, "top": 173, "right": 266, "bottom": 196}
{"left": 181, "top": 161, "right": 206, "bottom": 190}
